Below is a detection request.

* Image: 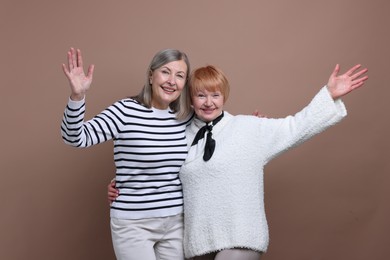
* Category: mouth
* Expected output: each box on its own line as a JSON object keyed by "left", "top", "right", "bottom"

{"left": 202, "top": 108, "right": 215, "bottom": 114}
{"left": 161, "top": 86, "right": 176, "bottom": 93}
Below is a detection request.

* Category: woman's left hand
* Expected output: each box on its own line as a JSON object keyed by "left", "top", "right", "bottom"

{"left": 326, "top": 64, "right": 368, "bottom": 99}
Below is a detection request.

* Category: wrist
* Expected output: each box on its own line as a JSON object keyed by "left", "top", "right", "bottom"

{"left": 70, "top": 93, "right": 85, "bottom": 101}
{"left": 325, "top": 85, "right": 337, "bottom": 100}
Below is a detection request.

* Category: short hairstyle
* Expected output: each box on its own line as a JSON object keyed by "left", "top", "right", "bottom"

{"left": 189, "top": 65, "right": 230, "bottom": 103}
{"left": 132, "top": 49, "right": 192, "bottom": 120}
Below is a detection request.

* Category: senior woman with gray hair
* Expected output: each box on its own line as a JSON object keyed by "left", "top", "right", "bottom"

{"left": 61, "top": 48, "right": 194, "bottom": 260}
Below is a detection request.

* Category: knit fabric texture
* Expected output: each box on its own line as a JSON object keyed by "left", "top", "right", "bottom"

{"left": 180, "top": 87, "right": 347, "bottom": 258}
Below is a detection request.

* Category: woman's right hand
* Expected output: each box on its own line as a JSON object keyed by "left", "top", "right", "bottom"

{"left": 62, "top": 48, "right": 95, "bottom": 101}
{"left": 108, "top": 179, "right": 119, "bottom": 205}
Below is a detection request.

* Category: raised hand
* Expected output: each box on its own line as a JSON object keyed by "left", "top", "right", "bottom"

{"left": 326, "top": 64, "right": 368, "bottom": 100}
{"left": 62, "top": 48, "right": 95, "bottom": 101}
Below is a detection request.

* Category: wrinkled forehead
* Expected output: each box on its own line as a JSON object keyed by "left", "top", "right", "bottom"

{"left": 158, "top": 60, "right": 188, "bottom": 73}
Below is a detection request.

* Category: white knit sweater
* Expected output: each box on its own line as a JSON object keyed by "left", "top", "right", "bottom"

{"left": 179, "top": 87, "right": 347, "bottom": 258}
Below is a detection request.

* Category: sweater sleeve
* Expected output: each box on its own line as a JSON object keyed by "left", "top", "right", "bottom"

{"left": 262, "top": 86, "right": 347, "bottom": 164}
{"left": 60, "top": 98, "right": 119, "bottom": 148}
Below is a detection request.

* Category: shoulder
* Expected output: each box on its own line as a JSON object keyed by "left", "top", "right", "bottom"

{"left": 119, "top": 98, "right": 149, "bottom": 109}
{"left": 180, "top": 111, "right": 195, "bottom": 126}
{"left": 224, "top": 111, "right": 261, "bottom": 125}
{"left": 111, "top": 98, "right": 155, "bottom": 114}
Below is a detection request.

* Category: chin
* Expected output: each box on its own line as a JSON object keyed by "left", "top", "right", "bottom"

{"left": 199, "top": 114, "right": 215, "bottom": 122}
{"left": 167, "top": 95, "right": 179, "bottom": 104}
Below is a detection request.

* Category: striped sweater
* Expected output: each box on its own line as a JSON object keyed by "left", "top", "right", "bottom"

{"left": 61, "top": 97, "right": 193, "bottom": 219}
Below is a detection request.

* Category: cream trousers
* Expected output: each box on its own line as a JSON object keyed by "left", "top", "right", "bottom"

{"left": 111, "top": 214, "right": 184, "bottom": 260}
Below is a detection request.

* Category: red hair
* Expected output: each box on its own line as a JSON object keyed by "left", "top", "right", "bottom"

{"left": 189, "top": 65, "right": 230, "bottom": 103}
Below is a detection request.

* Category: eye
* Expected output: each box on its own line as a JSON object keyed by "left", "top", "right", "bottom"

{"left": 177, "top": 74, "right": 185, "bottom": 79}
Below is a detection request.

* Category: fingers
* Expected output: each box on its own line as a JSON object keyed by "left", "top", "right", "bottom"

{"left": 345, "top": 64, "right": 362, "bottom": 76}
{"left": 331, "top": 64, "right": 340, "bottom": 77}
{"left": 107, "top": 180, "right": 119, "bottom": 204}
{"left": 345, "top": 64, "right": 368, "bottom": 88}
{"left": 65, "top": 49, "right": 72, "bottom": 71}
{"left": 66, "top": 47, "right": 83, "bottom": 70}
{"left": 61, "top": 63, "right": 70, "bottom": 77}
{"left": 252, "top": 109, "right": 259, "bottom": 116}
{"left": 252, "top": 109, "right": 268, "bottom": 118}
{"left": 63, "top": 47, "right": 94, "bottom": 78}
{"left": 77, "top": 49, "right": 83, "bottom": 68}
{"left": 64, "top": 48, "right": 76, "bottom": 71}
{"left": 108, "top": 180, "right": 119, "bottom": 195}
{"left": 71, "top": 48, "right": 78, "bottom": 69}
{"left": 351, "top": 67, "right": 368, "bottom": 80}
{"left": 108, "top": 193, "right": 118, "bottom": 203}
{"left": 350, "top": 80, "right": 366, "bottom": 92}
{"left": 348, "top": 65, "right": 369, "bottom": 92}
{"left": 333, "top": 64, "right": 368, "bottom": 82}
{"left": 86, "top": 64, "right": 95, "bottom": 80}
{"left": 352, "top": 75, "right": 369, "bottom": 88}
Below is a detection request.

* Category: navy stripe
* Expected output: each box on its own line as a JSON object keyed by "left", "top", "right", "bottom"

{"left": 61, "top": 97, "right": 192, "bottom": 218}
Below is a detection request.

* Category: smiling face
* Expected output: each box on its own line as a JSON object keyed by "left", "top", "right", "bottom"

{"left": 192, "top": 89, "right": 224, "bottom": 122}
{"left": 150, "top": 60, "right": 188, "bottom": 109}
{"left": 189, "top": 65, "right": 230, "bottom": 122}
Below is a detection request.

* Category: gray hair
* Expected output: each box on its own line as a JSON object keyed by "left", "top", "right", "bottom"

{"left": 132, "top": 49, "right": 192, "bottom": 120}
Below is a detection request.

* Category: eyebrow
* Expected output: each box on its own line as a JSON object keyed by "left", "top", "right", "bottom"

{"left": 161, "top": 66, "right": 186, "bottom": 75}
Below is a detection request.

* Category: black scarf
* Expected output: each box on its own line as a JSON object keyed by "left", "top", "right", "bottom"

{"left": 191, "top": 112, "right": 224, "bottom": 161}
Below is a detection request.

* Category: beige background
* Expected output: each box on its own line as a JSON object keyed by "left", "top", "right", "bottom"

{"left": 1, "top": 0, "right": 389, "bottom": 259}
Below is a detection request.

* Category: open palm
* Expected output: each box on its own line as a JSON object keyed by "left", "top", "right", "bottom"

{"left": 62, "top": 48, "right": 94, "bottom": 100}
{"left": 326, "top": 64, "right": 368, "bottom": 99}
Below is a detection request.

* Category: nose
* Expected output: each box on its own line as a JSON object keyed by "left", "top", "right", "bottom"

{"left": 167, "top": 74, "right": 176, "bottom": 86}
{"left": 205, "top": 96, "right": 212, "bottom": 106}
